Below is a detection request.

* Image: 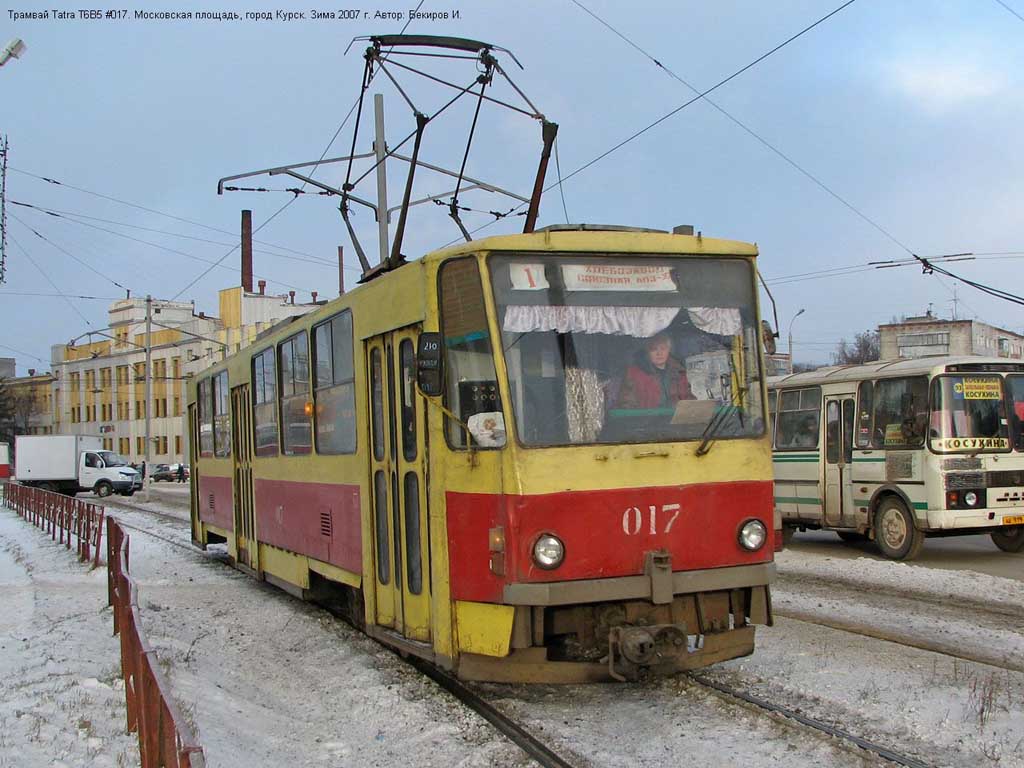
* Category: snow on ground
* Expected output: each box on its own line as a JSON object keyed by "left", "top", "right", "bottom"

{"left": 4, "top": 493, "right": 1024, "bottom": 768}
{"left": 775, "top": 548, "right": 1024, "bottom": 613}
{"left": 709, "top": 617, "right": 1024, "bottom": 767}
{"left": 0, "top": 510, "right": 138, "bottom": 768}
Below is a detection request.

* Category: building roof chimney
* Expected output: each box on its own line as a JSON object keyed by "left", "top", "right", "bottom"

{"left": 288, "top": 290, "right": 295, "bottom": 305}
{"left": 258, "top": 279, "right": 266, "bottom": 295}
{"left": 28, "top": 368, "right": 35, "bottom": 376}
{"left": 241, "top": 209, "right": 254, "bottom": 293}
{"left": 311, "top": 291, "right": 318, "bottom": 303}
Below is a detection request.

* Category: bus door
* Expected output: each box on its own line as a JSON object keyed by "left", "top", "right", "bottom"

{"left": 367, "top": 327, "right": 431, "bottom": 643}
{"left": 824, "top": 396, "right": 856, "bottom": 527}
{"left": 230, "top": 384, "right": 258, "bottom": 571}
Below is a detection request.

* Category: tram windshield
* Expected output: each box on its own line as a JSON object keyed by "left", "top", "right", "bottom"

{"left": 930, "top": 375, "right": 1010, "bottom": 452}
{"left": 490, "top": 254, "right": 765, "bottom": 446}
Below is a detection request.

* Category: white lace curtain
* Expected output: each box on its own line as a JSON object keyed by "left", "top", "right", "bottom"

{"left": 502, "top": 305, "right": 741, "bottom": 337}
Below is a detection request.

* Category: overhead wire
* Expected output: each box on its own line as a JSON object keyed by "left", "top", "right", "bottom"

{"left": 993, "top": 0, "right": 1024, "bottom": 23}
{"left": 554, "top": 138, "right": 570, "bottom": 224}
{"left": 0, "top": 342, "right": 50, "bottom": 365}
{"left": 570, "top": 0, "right": 1024, "bottom": 315}
{"left": 11, "top": 199, "right": 340, "bottom": 265}
{"left": 12, "top": 199, "right": 356, "bottom": 271}
{"left": 9, "top": 211, "right": 131, "bottom": 291}
{"left": 568, "top": 0, "right": 915, "bottom": 256}
{"left": 7, "top": 166, "right": 324, "bottom": 261}
{"left": 175, "top": 1, "right": 426, "bottom": 300}
{"left": 442, "top": 0, "right": 861, "bottom": 248}
{"left": 7, "top": 233, "right": 92, "bottom": 326}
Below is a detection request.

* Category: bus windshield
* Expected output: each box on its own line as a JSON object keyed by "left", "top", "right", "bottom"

{"left": 1006, "top": 375, "right": 1024, "bottom": 450}
{"left": 930, "top": 375, "right": 1010, "bottom": 452}
{"left": 490, "top": 253, "right": 764, "bottom": 446}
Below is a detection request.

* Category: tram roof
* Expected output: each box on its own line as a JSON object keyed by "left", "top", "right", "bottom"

{"left": 768, "top": 356, "right": 1024, "bottom": 388}
{"left": 423, "top": 228, "right": 758, "bottom": 263}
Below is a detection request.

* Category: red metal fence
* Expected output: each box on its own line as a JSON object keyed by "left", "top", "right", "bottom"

{"left": 2, "top": 483, "right": 205, "bottom": 767}
{"left": 4, "top": 482, "right": 105, "bottom": 566}
{"left": 108, "top": 516, "right": 206, "bottom": 768}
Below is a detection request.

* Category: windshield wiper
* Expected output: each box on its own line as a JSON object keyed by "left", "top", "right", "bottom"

{"left": 695, "top": 393, "right": 744, "bottom": 456}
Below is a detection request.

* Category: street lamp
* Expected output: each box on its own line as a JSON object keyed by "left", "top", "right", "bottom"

{"left": 0, "top": 39, "right": 27, "bottom": 67}
{"left": 788, "top": 308, "right": 805, "bottom": 374}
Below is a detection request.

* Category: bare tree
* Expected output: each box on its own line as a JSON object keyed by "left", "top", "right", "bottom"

{"left": 833, "top": 331, "right": 880, "bottom": 365}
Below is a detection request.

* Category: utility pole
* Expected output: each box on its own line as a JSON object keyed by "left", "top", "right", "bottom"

{"left": 143, "top": 295, "right": 152, "bottom": 497}
{"left": 788, "top": 308, "right": 805, "bottom": 374}
{"left": 1, "top": 135, "right": 8, "bottom": 284}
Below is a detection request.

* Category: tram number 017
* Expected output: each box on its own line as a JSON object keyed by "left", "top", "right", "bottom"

{"left": 622, "top": 504, "right": 681, "bottom": 536}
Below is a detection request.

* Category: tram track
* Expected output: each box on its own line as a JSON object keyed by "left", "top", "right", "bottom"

{"left": 774, "top": 607, "right": 1024, "bottom": 674}
{"left": 98, "top": 499, "right": 584, "bottom": 766}
{"left": 83, "top": 497, "right": 1008, "bottom": 766}
{"left": 687, "top": 673, "right": 932, "bottom": 768}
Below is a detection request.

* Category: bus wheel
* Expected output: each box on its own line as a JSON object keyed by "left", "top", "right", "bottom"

{"left": 95, "top": 481, "right": 113, "bottom": 498}
{"left": 874, "top": 498, "right": 924, "bottom": 560}
{"left": 782, "top": 526, "right": 796, "bottom": 546}
{"left": 836, "top": 531, "right": 866, "bottom": 543}
{"left": 991, "top": 526, "right": 1024, "bottom": 553}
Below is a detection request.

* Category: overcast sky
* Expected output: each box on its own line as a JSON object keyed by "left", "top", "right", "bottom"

{"left": 1, "top": 0, "right": 1023, "bottom": 375}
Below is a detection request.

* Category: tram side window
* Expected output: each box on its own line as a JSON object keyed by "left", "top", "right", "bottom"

{"left": 312, "top": 311, "right": 357, "bottom": 455}
{"left": 767, "top": 390, "right": 777, "bottom": 446}
{"left": 439, "top": 257, "right": 505, "bottom": 449}
{"left": 775, "top": 387, "right": 820, "bottom": 449}
{"left": 198, "top": 378, "right": 214, "bottom": 457}
{"left": 213, "top": 370, "right": 231, "bottom": 457}
{"left": 252, "top": 348, "right": 278, "bottom": 456}
{"left": 856, "top": 380, "right": 873, "bottom": 448}
{"left": 872, "top": 376, "right": 928, "bottom": 448}
{"left": 279, "top": 331, "right": 312, "bottom": 455}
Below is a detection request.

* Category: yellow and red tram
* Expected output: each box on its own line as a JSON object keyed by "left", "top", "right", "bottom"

{"left": 188, "top": 225, "right": 776, "bottom": 682}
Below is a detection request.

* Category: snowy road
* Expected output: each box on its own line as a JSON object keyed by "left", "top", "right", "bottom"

{"left": 2, "top": 496, "right": 1023, "bottom": 767}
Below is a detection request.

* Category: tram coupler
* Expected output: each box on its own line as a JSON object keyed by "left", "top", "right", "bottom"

{"left": 607, "top": 623, "right": 690, "bottom": 682}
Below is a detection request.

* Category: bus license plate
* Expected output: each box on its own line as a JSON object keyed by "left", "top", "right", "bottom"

{"left": 1003, "top": 515, "right": 1024, "bottom": 526}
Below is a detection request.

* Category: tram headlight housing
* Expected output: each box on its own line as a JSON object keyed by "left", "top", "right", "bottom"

{"left": 738, "top": 519, "right": 767, "bottom": 552}
{"left": 532, "top": 533, "right": 565, "bottom": 569}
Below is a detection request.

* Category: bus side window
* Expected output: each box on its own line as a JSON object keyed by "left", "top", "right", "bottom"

{"left": 776, "top": 387, "right": 820, "bottom": 449}
{"left": 856, "top": 380, "right": 873, "bottom": 448}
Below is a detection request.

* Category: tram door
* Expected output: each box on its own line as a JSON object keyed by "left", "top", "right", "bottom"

{"left": 230, "top": 384, "right": 258, "bottom": 571}
{"left": 367, "top": 327, "right": 431, "bottom": 643}
{"left": 823, "top": 396, "right": 856, "bottom": 527}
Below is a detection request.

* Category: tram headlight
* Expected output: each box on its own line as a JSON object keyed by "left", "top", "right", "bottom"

{"left": 964, "top": 491, "right": 979, "bottom": 507}
{"left": 532, "top": 533, "right": 565, "bottom": 569}
{"left": 739, "top": 520, "right": 767, "bottom": 551}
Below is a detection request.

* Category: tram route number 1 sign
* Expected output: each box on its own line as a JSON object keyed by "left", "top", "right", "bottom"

{"left": 952, "top": 377, "right": 1002, "bottom": 400}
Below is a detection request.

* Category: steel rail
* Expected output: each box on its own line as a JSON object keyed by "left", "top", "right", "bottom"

{"left": 689, "top": 673, "right": 932, "bottom": 768}
{"left": 774, "top": 608, "right": 1024, "bottom": 675}
{"left": 406, "top": 657, "right": 579, "bottom": 768}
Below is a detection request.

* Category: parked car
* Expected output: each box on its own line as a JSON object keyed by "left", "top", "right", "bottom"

{"left": 153, "top": 463, "right": 190, "bottom": 482}
{"left": 151, "top": 464, "right": 174, "bottom": 482}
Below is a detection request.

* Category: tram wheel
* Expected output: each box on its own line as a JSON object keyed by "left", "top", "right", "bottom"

{"left": 836, "top": 531, "right": 867, "bottom": 543}
{"left": 873, "top": 498, "right": 924, "bottom": 561}
{"left": 991, "top": 526, "right": 1024, "bottom": 553}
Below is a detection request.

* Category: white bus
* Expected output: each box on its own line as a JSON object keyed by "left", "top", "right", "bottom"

{"left": 768, "top": 357, "right": 1024, "bottom": 560}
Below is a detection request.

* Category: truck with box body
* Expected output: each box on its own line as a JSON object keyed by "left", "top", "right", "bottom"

{"left": 13, "top": 435, "right": 141, "bottom": 497}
